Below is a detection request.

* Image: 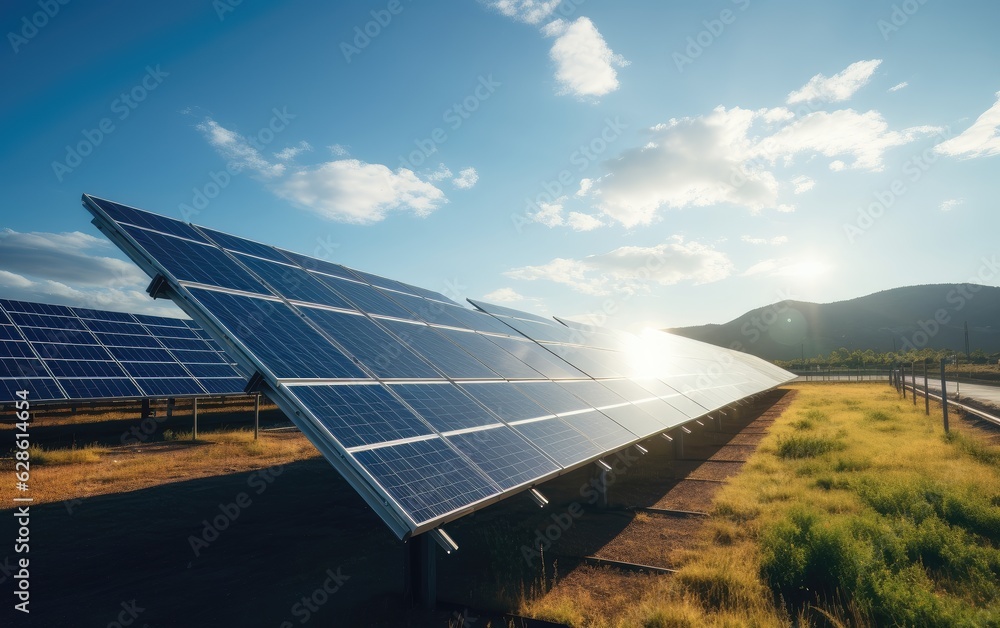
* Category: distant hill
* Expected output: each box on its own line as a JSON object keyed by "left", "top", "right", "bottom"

{"left": 667, "top": 284, "right": 1000, "bottom": 361}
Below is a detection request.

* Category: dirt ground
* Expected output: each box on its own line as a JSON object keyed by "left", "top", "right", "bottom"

{"left": 1, "top": 391, "right": 794, "bottom": 627}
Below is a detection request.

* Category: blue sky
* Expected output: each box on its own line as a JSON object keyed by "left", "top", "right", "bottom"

{"left": 1, "top": 0, "right": 998, "bottom": 330}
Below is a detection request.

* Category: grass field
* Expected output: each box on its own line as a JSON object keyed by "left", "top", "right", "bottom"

{"left": 524, "top": 383, "right": 1000, "bottom": 627}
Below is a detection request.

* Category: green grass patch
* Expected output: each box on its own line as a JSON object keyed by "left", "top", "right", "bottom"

{"left": 27, "top": 443, "right": 108, "bottom": 465}
{"left": 775, "top": 434, "right": 845, "bottom": 459}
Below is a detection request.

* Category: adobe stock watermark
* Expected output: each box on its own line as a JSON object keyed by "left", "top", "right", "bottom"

{"left": 7, "top": 0, "right": 70, "bottom": 54}
{"left": 340, "top": 0, "right": 413, "bottom": 63}
{"left": 877, "top": 0, "right": 930, "bottom": 41}
{"left": 213, "top": 0, "right": 244, "bottom": 21}
{"left": 104, "top": 599, "right": 146, "bottom": 628}
{"left": 842, "top": 125, "right": 952, "bottom": 244}
{"left": 178, "top": 106, "right": 296, "bottom": 222}
{"left": 397, "top": 74, "right": 501, "bottom": 171}
{"left": 51, "top": 65, "right": 169, "bottom": 182}
{"left": 672, "top": 0, "right": 751, "bottom": 73}
{"left": 186, "top": 465, "right": 283, "bottom": 565}
{"left": 520, "top": 448, "right": 642, "bottom": 565}
{"left": 277, "top": 566, "right": 350, "bottom": 627}
{"left": 510, "top": 116, "right": 628, "bottom": 233}
{"left": 897, "top": 259, "right": 1000, "bottom": 352}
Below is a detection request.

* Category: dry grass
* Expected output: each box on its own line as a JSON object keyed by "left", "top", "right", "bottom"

{"left": 522, "top": 383, "right": 1000, "bottom": 626}
{"left": 0, "top": 427, "right": 319, "bottom": 506}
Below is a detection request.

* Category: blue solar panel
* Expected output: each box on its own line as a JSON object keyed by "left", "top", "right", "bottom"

{"left": 135, "top": 378, "right": 206, "bottom": 396}
{"left": 122, "top": 225, "right": 272, "bottom": 295}
{"left": 311, "top": 274, "right": 417, "bottom": 320}
{"left": 459, "top": 383, "right": 553, "bottom": 423}
{"left": 0, "top": 378, "right": 65, "bottom": 402}
{"left": 0, "top": 358, "right": 50, "bottom": 378}
{"left": 298, "top": 308, "right": 439, "bottom": 379}
{"left": 44, "top": 360, "right": 127, "bottom": 378}
{"left": 277, "top": 249, "right": 361, "bottom": 281}
{"left": 188, "top": 289, "right": 367, "bottom": 380}
{"left": 0, "top": 298, "right": 250, "bottom": 402}
{"left": 85, "top": 194, "right": 797, "bottom": 540}
{"left": 352, "top": 438, "right": 497, "bottom": 525}
{"left": 487, "top": 335, "right": 587, "bottom": 379}
{"left": 380, "top": 320, "right": 499, "bottom": 379}
{"left": 290, "top": 384, "right": 433, "bottom": 448}
{"left": 88, "top": 196, "right": 211, "bottom": 243}
{"left": 446, "top": 426, "right": 559, "bottom": 490}
{"left": 0, "top": 341, "right": 37, "bottom": 359}
{"left": 434, "top": 329, "right": 543, "bottom": 380}
{"left": 512, "top": 418, "right": 603, "bottom": 468}
{"left": 389, "top": 383, "right": 501, "bottom": 432}
{"left": 198, "top": 226, "right": 291, "bottom": 263}
{"left": 184, "top": 363, "right": 243, "bottom": 378}
{"left": 121, "top": 362, "right": 191, "bottom": 378}
{"left": 0, "top": 326, "right": 21, "bottom": 341}
{"left": 233, "top": 254, "right": 358, "bottom": 310}
{"left": 59, "top": 378, "right": 143, "bottom": 400}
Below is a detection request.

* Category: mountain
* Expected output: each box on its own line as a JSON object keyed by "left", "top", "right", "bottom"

{"left": 667, "top": 284, "right": 1000, "bottom": 361}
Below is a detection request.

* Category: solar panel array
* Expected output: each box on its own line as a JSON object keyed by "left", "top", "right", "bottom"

{"left": 0, "top": 298, "right": 246, "bottom": 403}
{"left": 84, "top": 194, "right": 795, "bottom": 539}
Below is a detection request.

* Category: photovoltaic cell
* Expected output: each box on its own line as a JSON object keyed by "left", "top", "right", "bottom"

{"left": 311, "top": 274, "right": 417, "bottom": 320}
{"left": 389, "top": 383, "right": 500, "bottom": 432}
{"left": 380, "top": 320, "right": 499, "bottom": 380}
{"left": 433, "top": 328, "right": 543, "bottom": 380}
{"left": 59, "top": 378, "right": 143, "bottom": 400}
{"left": 233, "top": 253, "right": 358, "bottom": 310}
{"left": 446, "top": 426, "right": 559, "bottom": 490}
{"left": 352, "top": 438, "right": 497, "bottom": 525}
{"left": 87, "top": 196, "right": 211, "bottom": 243}
{"left": 512, "top": 418, "right": 603, "bottom": 468}
{"left": 188, "top": 289, "right": 366, "bottom": 380}
{"left": 459, "top": 383, "right": 553, "bottom": 423}
{"left": 198, "top": 226, "right": 291, "bottom": 263}
{"left": 290, "top": 384, "right": 434, "bottom": 449}
{"left": 298, "top": 308, "right": 439, "bottom": 379}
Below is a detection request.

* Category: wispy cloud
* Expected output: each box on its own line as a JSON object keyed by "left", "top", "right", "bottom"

{"left": 935, "top": 91, "right": 1000, "bottom": 159}
{"left": 483, "top": 0, "right": 560, "bottom": 24}
{"left": 939, "top": 198, "right": 964, "bottom": 212}
{"left": 787, "top": 59, "right": 882, "bottom": 104}
{"left": 505, "top": 237, "right": 733, "bottom": 296}
{"left": 452, "top": 167, "right": 479, "bottom": 189}
{"left": 542, "top": 17, "right": 628, "bottom": 99}
{"left": 274, "top": 141, "right": 313, "bottom": 162}
{"left": 483, "top": 287, "right": 526, "bottom": 302}
{"left": 196, "top": 118, "right": 286, "bottom": 177}
{"left": 888, "top": 81, "right": 908, "bottom": 92}
{"left": 276, "top": 160, "right": 447, "bottom": 224}
{"left": 791, "top": 175, "right": 815, "bottom": 194}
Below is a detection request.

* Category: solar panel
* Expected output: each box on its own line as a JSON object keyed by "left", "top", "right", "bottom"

{"left": 84, "top": 193, "right": 795, "bottom": 540}
{"left": 0, "top": 298, "right": 249, "bottom": 402}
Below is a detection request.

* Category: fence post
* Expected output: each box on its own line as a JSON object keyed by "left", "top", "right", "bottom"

{"left": 902, "top": 364, "right": 907, "bottom": 399}
{"left": 911, "top": 361, "right": 917, "bottom": 406}
{"left": 923, "top": 361, "right": 929, "bottom": 416}
{"left": 940, "top": 359, "right": 949, "bottom": 434}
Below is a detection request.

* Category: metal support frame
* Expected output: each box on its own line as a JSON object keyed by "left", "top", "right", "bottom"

{"left": 404, "top": 533, "right": 438, "bottom": 610}
{"left": 192, "top": 397, "right": 199, "bottom": 441}
{"left": 923, "top": 361, "right": 930, "bottom": 415}
{"left": 940, "top": 359, "right": 949, "bottom": 433}
{"left": 254, "top": 393, "right": 260, "bottom": 441}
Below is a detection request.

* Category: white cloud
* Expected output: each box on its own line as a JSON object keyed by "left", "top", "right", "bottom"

{"left": 505, "top": 237, "right": 733, "bottom": 296}
{"left": 935, "top": 91, "right": 1000, "bottom": 159}
{"left": 756, "top": 109, "right": 939, "bottom": 171}
{"left": 576, "top": 178, "right": 594, "bottom": 197}
{"left": 274, "top": 141, "right": 313, "bottom": 162}
{"left": 786, "top": 59, "right": 882, "bottom": 104}
{"left": 776, "top": 204, "right": 796, "bottom": 213}
{"left": 791, "top": 175, "right": 815, "bottom": 194}
{"left": 542, "top": 17, "right": 628, "bottom": 98}
{"left": 939, "top": 198, "right": 964, "bottom": 212}
{"left": 829, "top": 160, "right": 846, "bottom": 171}
{"left": 0, "top": 230, "right": 180, "bottom": 316}
{"left": 565, "top": 212, "right": 603, "bottom": 231}
{"left": 741, "top": 235, "right": 788, "bottom": 246}
{"left": 329, "top": 144, "right": 350, "bottom": 157}
{"left": 196, "top": 118, "right": 285, "bottom": 177}
{"left": 276, "top": 160, "right": 447, "bottom": 224}
{"left": 425, "top": 164, "right": 453, "bottom": 182}
{"left": 593, "top": 107, "right": 780, "bottom": 227}
{"left": 888, "top": 81, "right": 909, "bottom": 92}
{"left": 483, "top": 287, "right": 526, "bottom": 302}
{"left": 452, "top": 167, "right": 479, "bottom": 189}
{"left": 484, "top": 0, "right": 560, "bottom": 24}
